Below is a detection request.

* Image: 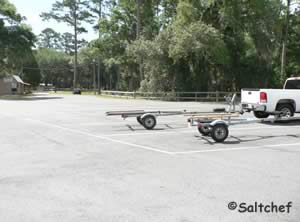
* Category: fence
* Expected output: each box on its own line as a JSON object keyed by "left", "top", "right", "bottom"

{"left": 100, "top": 90, "right": 240, "bottom": 102}
{"left": 51, "top": 88, "right": 239, "bottom": 102}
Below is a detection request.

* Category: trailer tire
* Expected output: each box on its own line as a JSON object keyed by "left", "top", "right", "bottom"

{"left": 198, "top": 124, "right": 211, "bottom": 136}
{"left": 137, "top": 116, "right": 143, "bottom": 125}
{"left": 142, "top": 115, "right": 157, "bottom": 130}
{"left": 211, "top": 124, "right": 229, "bottom": 143}
{"left": 254, "top": 111, "right": 269, "bottom": 119}
{"left": 276, "top": 104, "right": 294, "bottom": 117}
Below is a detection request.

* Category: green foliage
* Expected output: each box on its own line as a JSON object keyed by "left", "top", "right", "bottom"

{"left": 37, "top": 28, "right": 61, "bottom": 50}
{"left": 23, "top": 51, "right": 41, "bottom": 87}
{"left": 170, "top": 22, "right": 229, "bottom": 65}
{"left": 0, "top": 0, "right": 37, "bottom": 80}
{"left": 286, "top": 8, "right": 300, "bottom": 76}
{"left": 35, "top": 48, "right": 72, "bottom": 88}
{"left": 40, "top": 0, "right": 93, "bottom": 32}
{"left": 6, "top": 0, "right": 298, "bottom": 92}
{"left": 87, "top": 0, "right": 299, "bottom": 91}
{"left": 128, "top": 32, "right": 175, "bottom": 92}
{"left": 41, "top": 0, "right": 94, "bottom": 87}
{"left": 0, "top": 0, "right": 22, "bottom": 23}
{"left": 128, "top": 19, "right": 230, "bottom": 92}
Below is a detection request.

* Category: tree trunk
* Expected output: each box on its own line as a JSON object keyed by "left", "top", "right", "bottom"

{"left": 73, "top": 4, "right": 78, "bottom": 89}
{"left": 93, "top": 61, "right": 96, "bottom": 94}
{"left": 136, "top": 0, "right": 143, "bottom": 87}
{"left": 98, "top": 0, "right": 102, "bottom": 94}
{"left": 280, "top": 0, "right": 291, "bottom": 82}
{"left": 136, "top": 0, "right": 141, "bottom": 39}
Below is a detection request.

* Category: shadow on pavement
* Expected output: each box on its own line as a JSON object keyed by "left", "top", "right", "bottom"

{"left": 0, "top": 96, "right": 63, "bottom": 101}
{"left": 110, "top": 124, "right": 188, "bottom": 132}
{"left": 262, "top": 119, "right": 300, "bottom": 125}
{"left": 196, "top": 134, "right": 300, "bottom": 145}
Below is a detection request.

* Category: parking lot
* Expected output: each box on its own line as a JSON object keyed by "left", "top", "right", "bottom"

{"left": 0, "top": 94, "right": 299, "bottom": 222}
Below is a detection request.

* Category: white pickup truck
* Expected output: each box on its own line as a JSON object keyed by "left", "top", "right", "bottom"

{"left": 241, "top": 77, "right": 300, "bottom": 118}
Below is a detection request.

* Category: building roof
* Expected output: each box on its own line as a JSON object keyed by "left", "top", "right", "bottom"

{"left": 0, "top": 75, "right": 30, "bottom": 86}
{"left": 12, "top": 75, "right": 30, "bottom": 86}
{"left": 12, "top": 75, "right": 24, "bottom": 84}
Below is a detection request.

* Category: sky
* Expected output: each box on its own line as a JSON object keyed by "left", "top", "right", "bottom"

{"left": 10, "top": 0, "right": 97, "bottom": 41}
{"left": 9, "top": 0, "right": 299, "bottom": 41}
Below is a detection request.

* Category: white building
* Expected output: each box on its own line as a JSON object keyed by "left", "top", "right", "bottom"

{"left": 0, "top": 75, "right": 30, "bottom": 95}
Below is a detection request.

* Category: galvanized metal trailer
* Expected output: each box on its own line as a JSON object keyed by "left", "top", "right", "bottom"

{"left": 188, "top": 94, "right": 300, "bottom": 143}
{"left": 106, "top": 109, "right": 227, "bottom": 130}
{"left": 189, "top": 114, "right": 300, "bottom": 143}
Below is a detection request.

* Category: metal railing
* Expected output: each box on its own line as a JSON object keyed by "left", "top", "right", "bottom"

{"left": 101, "top": 90, "right": 240, "bottom": 102}
{"left": 49, "top": 88, "right": 239, "bottom": 102}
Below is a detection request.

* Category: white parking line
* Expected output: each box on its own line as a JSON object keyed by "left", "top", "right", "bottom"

{"left": 16, "top": 116, "right": 172, "bottom": 155}
{"left": 171, "top": 143, "right": 300, "bottom": 155}
{"left": 1, "top": 112, "right": 300, "bottom": 156}
{"left": 105, "top": 129, "right": 193, "bottom": 137}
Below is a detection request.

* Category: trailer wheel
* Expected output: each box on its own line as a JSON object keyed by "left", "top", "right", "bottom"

{"left": 211, "top": 124, "right": 229, "bottom": 143}
{"left": 137, "top": 116, "right": 143, "bottom": 125}
{"left": 142, "top": 115, "right": 157, "bottom": 130}
{"left": 198, "top": 124, "right": 211, "bottom": 136}
{"left": 276, "top": 104, "right": 294, "bottom": 117}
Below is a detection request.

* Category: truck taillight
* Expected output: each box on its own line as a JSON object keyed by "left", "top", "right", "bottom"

{"left": 260, "top": 92, "right": 267, "bottom": 103}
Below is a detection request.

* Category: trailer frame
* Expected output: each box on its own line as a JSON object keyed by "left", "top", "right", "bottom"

{"left": 106, "top": 109, "right": 228, "bottom": 130}
{"left": 188, "top": 94, "right": 300, "bottom": 142}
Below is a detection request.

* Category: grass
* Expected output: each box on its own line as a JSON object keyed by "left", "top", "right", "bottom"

{"left": 49, "top": 91, "right": 137, "bottom": 99}
{"left": 1, "top": 91, "right": 139, "bottom": 101}
{"left": 49, "top": 91, "right": 100, "bottom": 96}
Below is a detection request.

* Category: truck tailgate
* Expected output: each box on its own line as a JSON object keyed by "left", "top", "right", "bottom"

{"left": 241, "top": 89, "right": 260, "bottom": 104}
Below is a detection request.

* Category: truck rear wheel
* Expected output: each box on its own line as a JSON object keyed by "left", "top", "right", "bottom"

{"left": 276, "top": 104, "right": 294, "bottom": 117}
{"left": 253, "top": 111, "right": 269, "bottom": 119}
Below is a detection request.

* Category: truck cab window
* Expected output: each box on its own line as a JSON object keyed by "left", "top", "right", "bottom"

{"left": 285, "top": 80, "right": 300, "bottom": 89}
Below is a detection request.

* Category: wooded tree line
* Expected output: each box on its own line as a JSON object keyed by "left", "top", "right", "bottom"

{"left": 1, "top": 0, "right": 300, "bottom": 92}
{"left": 0, "top": 0, "right": 40, "bottom": 85}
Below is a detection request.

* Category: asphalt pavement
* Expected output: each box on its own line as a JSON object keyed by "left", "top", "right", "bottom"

{"left": 0, "top": 93, "right": 299, "bottom": 222}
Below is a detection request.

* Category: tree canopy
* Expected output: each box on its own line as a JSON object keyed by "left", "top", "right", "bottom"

{"left": 0, "top": 0, "right": 37, "bottom": 81}
{"left": 1, "top": 0, "right": 300, "bottom": 91}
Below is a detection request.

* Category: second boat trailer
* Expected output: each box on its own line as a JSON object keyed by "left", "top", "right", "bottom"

{"left": 106, "top": 110, "right": 222, "bottom": 130}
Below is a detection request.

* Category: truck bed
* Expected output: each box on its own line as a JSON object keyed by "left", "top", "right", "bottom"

{"left": 241, "top": 88, "right": 300, "bottom": 113}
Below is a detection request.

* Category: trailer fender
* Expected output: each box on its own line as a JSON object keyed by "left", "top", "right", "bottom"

{"left": 209, "top": 120, "right": 228, "bottom": 127}
{"left": 141, "top": 113, "right": 157, "bottom": 119}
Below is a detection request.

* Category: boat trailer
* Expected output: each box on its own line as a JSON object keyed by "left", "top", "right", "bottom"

{"left": 188, "top": 94, "right": 300, "bottom": 143}
{"left": 106, "top": 110, "right": 225, "bottom": 130}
